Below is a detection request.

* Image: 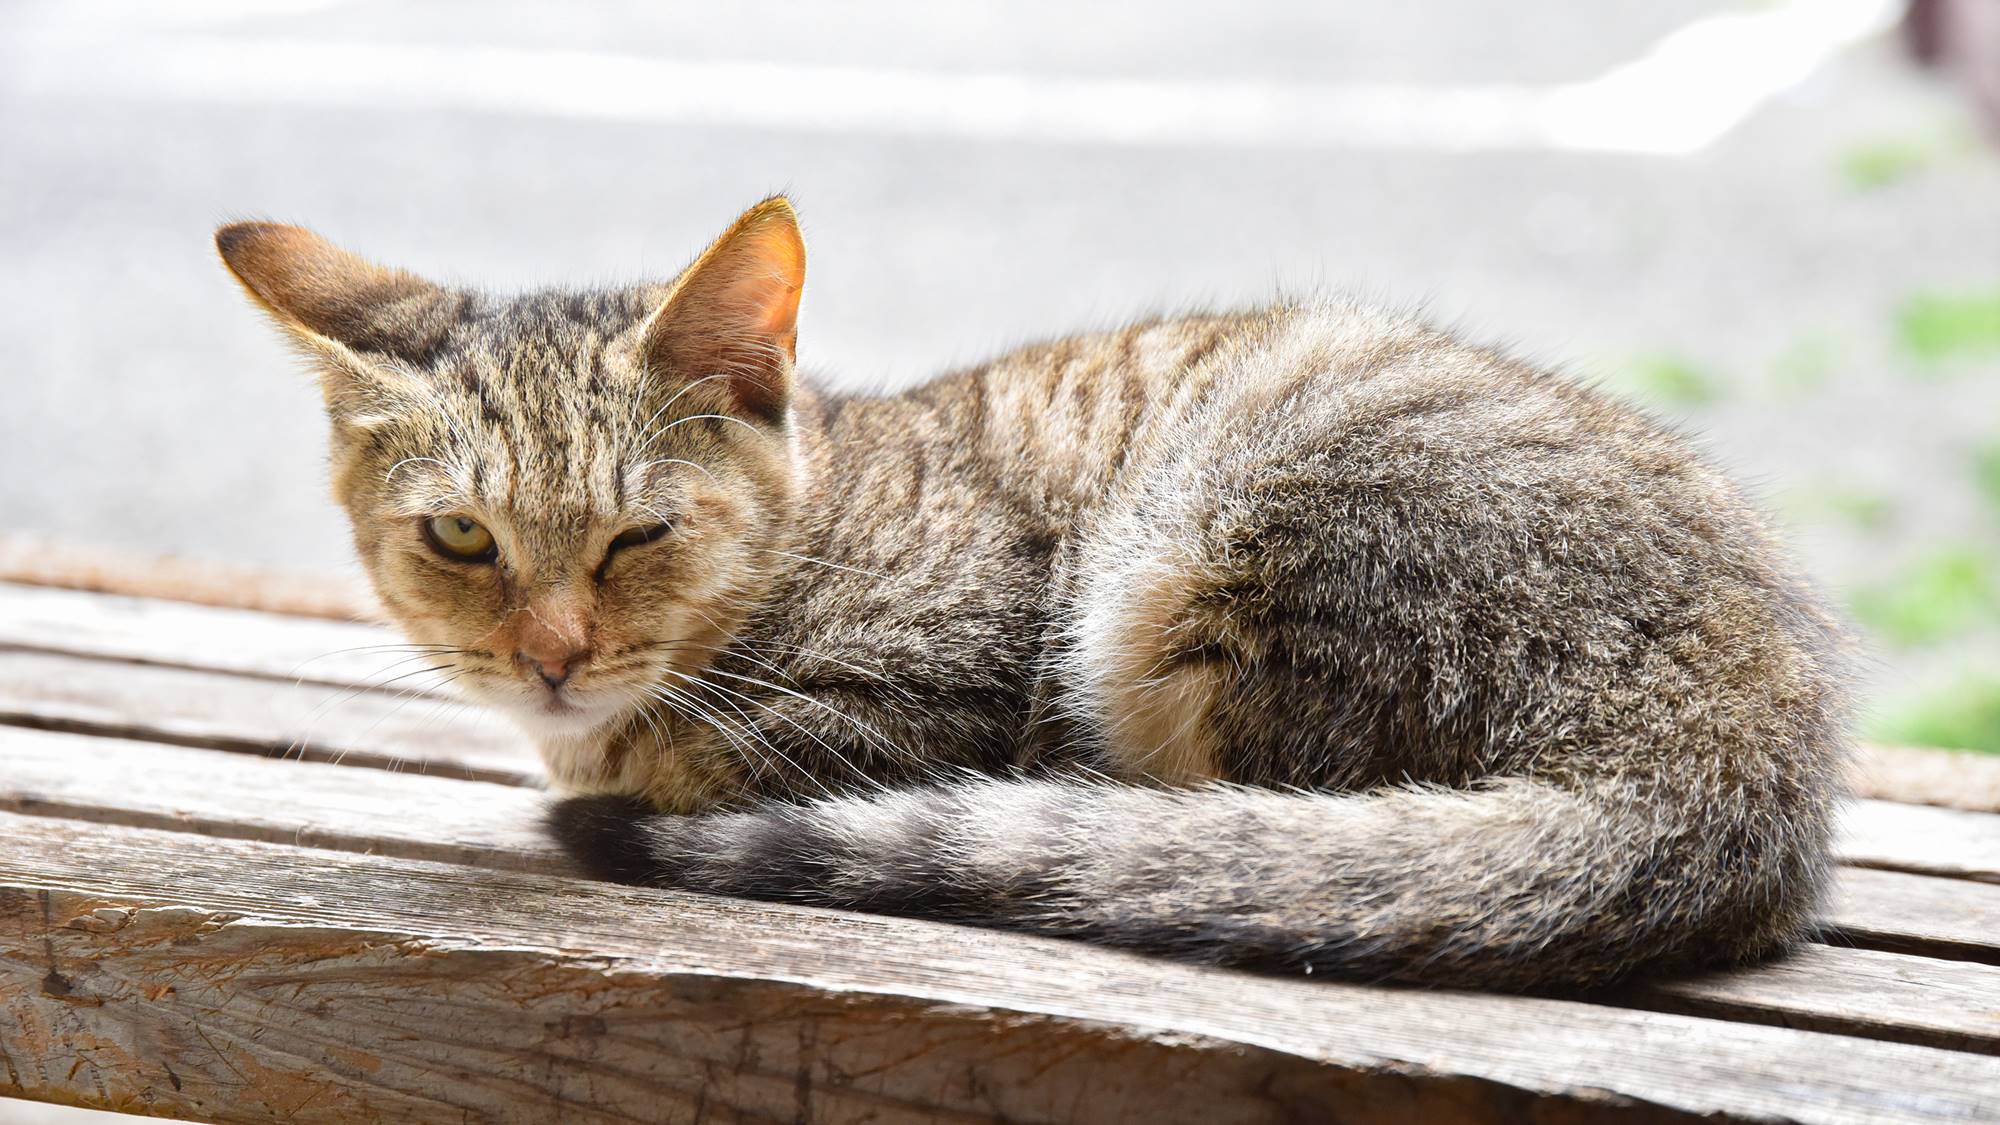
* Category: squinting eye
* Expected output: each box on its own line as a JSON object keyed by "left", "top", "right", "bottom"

{"left": 423, "top": 514, "right": 497, "bottom": 562}
{"left": 609, "top": 522, "right": 673, "bottom": 553}
{"left": 597, "top": 521, "right": 672, "bottom": 581}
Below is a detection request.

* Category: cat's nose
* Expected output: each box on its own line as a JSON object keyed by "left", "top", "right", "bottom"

{"left": 525, "top": 656, "right": 570, "bottom": 689}
{"left": 518, "top": 649, "right": 588, "bottom": 690}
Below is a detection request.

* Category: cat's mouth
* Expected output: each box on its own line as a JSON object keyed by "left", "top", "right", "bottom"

{"left": 511, "top": 695, "right": 630, "bottom": 742}
{"left": 460, "top": 673, "right": 632, "bottom": 743}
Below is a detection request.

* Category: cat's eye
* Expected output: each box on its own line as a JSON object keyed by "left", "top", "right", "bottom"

{"left": 609, "top": 522, "right": 673, "bottom": 552}
{"left": 596, "top": 521, "right": 672, "bottom": 579}
{"left": 423, "top": 514, "right": 497, "bottom": 562}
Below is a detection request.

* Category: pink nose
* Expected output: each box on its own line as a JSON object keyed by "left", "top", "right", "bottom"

{"left": 518, "top": 647, "right": 590, "bottom": 690}
{"left": 513, "top": 600, "right": 593, "bottom": 692}
{"left": 523, "top": 655, "right": 573, "bottom": 689}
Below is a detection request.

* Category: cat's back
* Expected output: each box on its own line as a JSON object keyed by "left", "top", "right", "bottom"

{"left": 895, "top": 301, "right": 1645, "bottom": 509}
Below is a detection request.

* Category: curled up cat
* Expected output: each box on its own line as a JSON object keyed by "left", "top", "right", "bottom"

{"left": 217, "top": 197, "right": 1852, "bottom": 991}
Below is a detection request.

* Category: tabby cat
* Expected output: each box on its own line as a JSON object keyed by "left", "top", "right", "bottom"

{"left": 217, "top": 197, "right": 1851, "bottom": 991}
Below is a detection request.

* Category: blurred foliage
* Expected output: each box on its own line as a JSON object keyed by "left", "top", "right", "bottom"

{"left": 1850, "top": 548, "right": 2000, "bottom": 647}
{"left": 1766, "top": 334, "right": 1838, "bottom": 397}
{"left": 1840, "top": 138, "right": 1935, "bottom": 190}
{"left": 1976, "top": 441, "right": 2000, "bottom": 514}
{"left": 1780, "top": 484, "right": 1895, "bottom": 533}
{"left": 1614, "top": 354, "right": 1726, "bottom": 407}
{"left": 1839, "top": 125, "right": 1980, "bottom": 192}
{"left": 1871, "top": 674, "right": 2000, "bottom": 755}
{"left": 1897, "top": 288, "right": 2000, "bottom": 365}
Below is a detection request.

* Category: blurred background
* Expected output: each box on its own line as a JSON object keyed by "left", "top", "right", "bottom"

{"left": 0, "top": 0, "right": 1998, "bottom": 1115}
{"left": 1, "top": 0, "right": 1998, "bottom": 810}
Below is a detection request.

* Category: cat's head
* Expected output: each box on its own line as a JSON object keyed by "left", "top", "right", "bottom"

{"left": 216, "top": 199, "right": 807, "bottom": 744}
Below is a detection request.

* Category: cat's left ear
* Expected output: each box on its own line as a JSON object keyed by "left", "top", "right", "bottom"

{"left": 640, "top": 197, "right": 806, "bottom": 425}
{"left": 214, "top": 222, "right": 458, "bottom": 363}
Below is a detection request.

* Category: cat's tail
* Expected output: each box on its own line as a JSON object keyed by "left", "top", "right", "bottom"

{"left": 549, "top": 773, "right": 1830, "bottom": 990}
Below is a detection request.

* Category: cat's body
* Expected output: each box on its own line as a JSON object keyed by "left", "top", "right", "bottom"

{"left": 219, "top": 199, "right": 1852, "bottom": 991}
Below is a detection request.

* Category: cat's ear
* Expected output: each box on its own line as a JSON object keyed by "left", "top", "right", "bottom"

{"left": 214, "top": 222, "right": 459, "bottom": 365}
{"left": 639, "top": 197, "right": 806, "bottom": 424}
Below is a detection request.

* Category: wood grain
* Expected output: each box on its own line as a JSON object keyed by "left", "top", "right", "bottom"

{"left": 4, "top": 813, "right": 1998, "bottom": 1125}
{"left": 9, "top": 727, "right": 1997, "bottom": 948}
{"left": 0, "top": 647, "right": 540, "bottom": 784}
{"left": 1840, "top": 798, "right": 2000, "bottom": 883}
{"left": 1624, "top": 944, "right": 2000, "bottom": 1054}
{"left": 0, "top": 580, "right": 413, "bottom": 689}
{"left": 0, "top": 726, "right": 563, "bottom": 873}
{"left": 12, "top": 726, "right": 2000, "bottom": 1078}
{"left": 1852, "top": 743, "right": 2000, "bottom": 814}
{"left": 0, "top": 535, "right": 379, "bottom": 622}
{"left": 1823, "top": 866, "right": 2000, "bottom": 964}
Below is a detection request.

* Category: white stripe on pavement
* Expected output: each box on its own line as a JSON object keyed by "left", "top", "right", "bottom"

{"left": 10, "top": 0, "right": 1903, "bottom": 155}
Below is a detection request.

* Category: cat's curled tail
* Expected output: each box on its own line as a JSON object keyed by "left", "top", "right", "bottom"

{"left": 550, "top": 762, "right": 1830, "bottom": 991}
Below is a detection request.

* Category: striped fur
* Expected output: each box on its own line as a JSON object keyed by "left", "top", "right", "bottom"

{"left": 220, "top": 199, "right": 1853, "bottom": 990}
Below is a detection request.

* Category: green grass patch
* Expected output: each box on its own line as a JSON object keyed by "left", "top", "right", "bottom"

{"left": 1767, "top": 335, "right": 1838, "bottom": 397}
{"left": 1976, "top": 442, "right": 2000, "bottom": 514}
{"left": 1614, "top": 354, "right": 1726, "bottom": 407}
{"left": 1840, "top": 138, "right": 1934, "bottom": 190}
{"left": 1851, "top": 547, "right": 2000, "bottom": 647}
{"left": 1897, "top": 288, "right": 2000, "bottom": 365}
{"left": 1779, "top": 484, "right": 1895, "bottom": 533}
{"left": 1870, "top": 674, "right": 2000, "bottom": 755}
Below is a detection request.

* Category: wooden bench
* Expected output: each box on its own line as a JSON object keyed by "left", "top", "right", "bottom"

{"left": 3, "top": 579, "right": 1999, "bottom": 1124}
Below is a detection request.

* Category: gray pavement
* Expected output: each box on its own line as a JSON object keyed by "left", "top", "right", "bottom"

{"left": 1, "top": 4, "right": 1998, "bottom": 729}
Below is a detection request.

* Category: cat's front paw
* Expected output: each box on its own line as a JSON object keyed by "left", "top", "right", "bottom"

{"left": 546, "top": 794, "right": 668, "bottom": 885}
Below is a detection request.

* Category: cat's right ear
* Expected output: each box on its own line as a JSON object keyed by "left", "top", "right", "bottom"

{"left": 215, "top": 222, "right": 459, "bottom": 363}
{"left": 638, "top": 197, "right": 806, "bottom": 426}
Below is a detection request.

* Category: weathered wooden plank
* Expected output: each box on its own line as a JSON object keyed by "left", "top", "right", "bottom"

{"left": 0, "top": 726, "right": 562, "bottom": 873}
{"left": 0, "top": 648, "right": 540, "bottom": 784}
{"left": 4, "top": 813, "right": 1998, "bottom": 1125}
{"left": 8, "top": 580, "right": 2000, "bottom": 827}
{"left": 0, "top": 580, "right": 415, "bottom": 689}
{"left": 1852, "top": 744, "right": 2000, "bottom": 814}
{"left": 8, "top": 725, "right": 1993, "bottom": 944}
{"left": 0, "top": 535, "right": 379, "bottom": 622}
{"left": 1624, "top": 944, "right": 2000, "bottom": 1055}
{"left": 1823, "top": 866, "right": 2000, "bottom": 964}
{"left": 1839, "top": 798, "right": 2000, "bottom": 884}
{"left": 13, "top": 725, "right": 2000, "bottom": 1079}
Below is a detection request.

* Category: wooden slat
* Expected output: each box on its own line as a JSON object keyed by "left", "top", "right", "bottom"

{"left": 1839, "top": 798, "right": 2000, "bottom": 883}
{"left": 5, "top": 642, "right": 1995, "bottom": 877}
{"left": 12, "top": 725, "right": 2000, "bottom": 1072}
{"left": 8, "top": 726, "right": 1993, "bottom": 953}
{"left": 0, "top": 726, "right": 560, "bottom": 873}
{"left": 0, "top": 648, "right": 540, "bottom": 784}
{"left": 1624, "top": 945, "right": 2000, "bottom": 1055}
{"left": 0, "top": 535, "right": 379, "bottom": 621}
{"left": 1853, "top": 744, "right": 2000, "bottom": 814}
{"left": 5, "top": 813, "right": 1998, "bottom": 1125}
{"left": 7, "top": 580, "right": 1999, "bottom": 840}
{"left": 0, "top": 580, "right": 414, "bottom": 688}
{"left": 1823, "top": 866, "right": 2000, "bottom": 964}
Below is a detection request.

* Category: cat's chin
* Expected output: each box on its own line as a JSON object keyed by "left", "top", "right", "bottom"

{"left": 486, "top": 690, "right": 633, "bottom": 745}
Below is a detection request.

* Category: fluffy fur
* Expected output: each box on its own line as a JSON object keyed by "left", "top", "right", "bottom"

{"left": 219, "top": 198, "right": 1853, "bottom": 991}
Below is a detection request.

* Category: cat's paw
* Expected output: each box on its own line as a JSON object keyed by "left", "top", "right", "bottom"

{"left": 545, "top": 793, "right": 666, "bottom": 884}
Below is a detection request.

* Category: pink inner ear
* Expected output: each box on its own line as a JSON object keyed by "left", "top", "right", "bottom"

{"left": 642, "top": 200, "right": 807, "bottom": 418}
{"left": 729, "top": 231, "right": 805, "bottom": 344}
